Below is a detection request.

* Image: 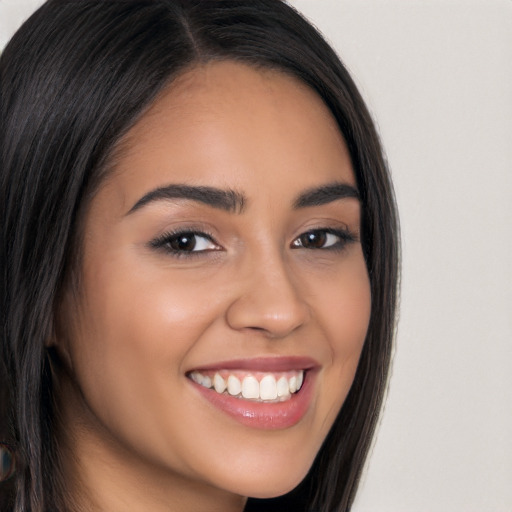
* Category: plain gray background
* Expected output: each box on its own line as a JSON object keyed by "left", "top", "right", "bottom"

{"left": 1, "top": 1, "right": 511, "bottom": 510}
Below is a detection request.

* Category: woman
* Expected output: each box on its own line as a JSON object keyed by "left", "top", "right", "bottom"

{"left": 0, "top": 1, "right": 399, "bottom": 511}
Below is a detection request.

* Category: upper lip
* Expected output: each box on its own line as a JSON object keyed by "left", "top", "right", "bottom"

{"left": 188, "top": 356, "right": 319, "bottom": 373}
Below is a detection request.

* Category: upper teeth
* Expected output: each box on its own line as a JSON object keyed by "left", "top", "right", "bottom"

{"left": 189, "top": 370, "right": 304, "bottom": 402}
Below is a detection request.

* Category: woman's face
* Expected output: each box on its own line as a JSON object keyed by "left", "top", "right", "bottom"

{"left": 57, "top": 61, "right": 371, "bottom": 507}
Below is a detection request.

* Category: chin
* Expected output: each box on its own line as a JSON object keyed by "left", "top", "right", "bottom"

{"left": 211, "top": 456, "right": 312, "bottom": 500}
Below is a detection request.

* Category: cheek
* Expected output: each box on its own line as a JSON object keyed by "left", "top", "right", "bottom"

{"left": 308, "top": 250, "right": 371, "bottom": 425}
{"left": 310, "top": 248, "right": 371, "bottom": 352}
{"left": 76, "top": 248, "right": 222, "bottom": 362}
{"left": 65, "top": 253, "right": 226, "bottom": 453}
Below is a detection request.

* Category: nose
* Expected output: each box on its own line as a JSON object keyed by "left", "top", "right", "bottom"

{"left": 225, "top": 253, "right": 310, "bottom": 338}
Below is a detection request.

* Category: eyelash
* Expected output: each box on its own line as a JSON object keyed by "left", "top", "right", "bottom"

{"left": 149, "top": 229, "right": 219, "bottom": 258}
{"left": 291, "top": 228, "right": 357, "bottom": 251}
{"left": 149, "top": 227, "right": 357, "bottom": 258}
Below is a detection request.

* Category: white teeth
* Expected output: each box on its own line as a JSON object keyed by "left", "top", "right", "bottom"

{"left": 296, "top": 371, "right": 304, "bottom": 391}
{"left": 289, "top": 375, "right": 298, "bottom": 394}
{"left": 190, "top": 372, "right": 202, "bottom": 385}
{"left": 190, "top": 370, "right": 305, "bottom": 402}
{"left": 242, "top": 375, "right": 260, "bottom": 399}
{"left": 259, "top": 375, "right": 278, "bottom": 400}
{"left": 276, "top": 376, "right": 290, "bottom": 398}
{"left": 213, "top": 373, "right": 226, "bottom": 393}
{"left": 227, "top": 375, "right": 242, "bottom": 396}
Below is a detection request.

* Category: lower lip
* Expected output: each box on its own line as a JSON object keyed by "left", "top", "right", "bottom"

{"left": 189, "top": 372, "right": 315, "bottom": 430}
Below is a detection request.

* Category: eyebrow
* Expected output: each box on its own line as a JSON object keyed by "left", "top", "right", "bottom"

{"left": 126, "top": 184, "right": 246, "bottom": 215}
{"left": 293, "top": 182, "right": 360, "bottom": 208}
{"left": 126, "top": 181, "right": 359, "bottom": 216}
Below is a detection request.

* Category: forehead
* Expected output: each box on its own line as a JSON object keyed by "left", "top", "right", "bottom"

{"left": 104, "top": 60, "right": 354, "bottom": 211}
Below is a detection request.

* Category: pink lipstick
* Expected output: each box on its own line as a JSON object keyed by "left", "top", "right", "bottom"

{"left": 187, "top": 357, "right": 318, "bottom": 429}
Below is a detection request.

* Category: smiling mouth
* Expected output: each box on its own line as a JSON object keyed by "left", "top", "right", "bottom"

{"left": 188, "top": 369, "right": 304, "bottom": 403}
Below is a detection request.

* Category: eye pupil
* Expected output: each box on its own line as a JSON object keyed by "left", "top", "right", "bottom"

{"left": 170, "top": 233, "right": 196, "bottom": 251}
{"left": 301, "top": 231, "right": 327, "bottom": 248}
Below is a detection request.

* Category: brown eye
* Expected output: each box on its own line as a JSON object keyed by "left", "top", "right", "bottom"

{"left": 291, "top": 229, "right": 354, "bottom": 250}
{"left": 169, "top": 233, "right": 197, "bottom": 251}
{"left": 298, "top": 231, "right": 327, "bottom": 249}
{"left": 150, "top": 231, "right": 218, "bottom": 255}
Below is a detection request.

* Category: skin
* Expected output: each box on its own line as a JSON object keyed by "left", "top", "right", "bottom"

{"left": 55, "top": 61, "right": 371, "bottom": 512}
